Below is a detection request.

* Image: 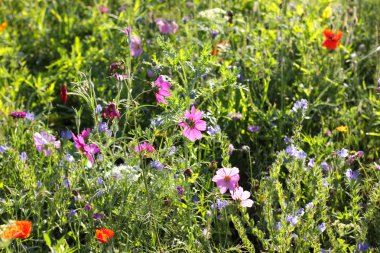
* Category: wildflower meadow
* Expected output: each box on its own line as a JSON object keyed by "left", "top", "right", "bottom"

{"left": 1, "top": 0, "right": 380, "bottom": 252}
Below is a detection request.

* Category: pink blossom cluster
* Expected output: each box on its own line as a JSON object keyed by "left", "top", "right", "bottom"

{"left": 72, "top": 128, "right": 100, "bottom": 164}
{"left": 212, "top": 167, "right": 253, "bottom": 208}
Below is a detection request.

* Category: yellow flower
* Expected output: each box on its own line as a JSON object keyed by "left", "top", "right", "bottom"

{"left": 336, "top": 125, "right": 348, "bottom": 133}
{"left": 0, "top": 22, "right": 7, "bottom": 32}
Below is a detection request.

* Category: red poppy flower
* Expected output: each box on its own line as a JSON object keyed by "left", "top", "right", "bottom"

{"left": 2, "top": 220, "right": 32, "bottom": 240}
{"left": 95, "top": 228, "right": 114, "bottom": 243}
{"left": 60, "top": 84, "right": 68, "bottom": 104}
{"left": 322, "top": 29, "right": 342, "bottom": 50}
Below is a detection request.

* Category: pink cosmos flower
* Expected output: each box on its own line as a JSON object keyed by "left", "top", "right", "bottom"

{"left": 103, "top": 103, "right": 120, "bottom": 121}
{"left": 212, "top": 167, "right": 240, "bottom": 194}
{"left": 33, "top": 132, "right": 61, "bottom": 156}
{"left": 130, "top": 35, "right": 143, "bottom": 57}
{"left": 231, "top": 187, "right": 254, "bottom": 208}
{"left": 154, "top": 75, "right": 172, "bottom": 104}
{"left": 72, "top": 129, "right": 100, "bottom": 164}
{"left": 178, "top": 106, "right": 207, "bottom": 141}
{"left": 155, "top": 19, "right": 178, "bottom": 34}
{"left": 134, "top": 142, "right": 155, "bottom": 153}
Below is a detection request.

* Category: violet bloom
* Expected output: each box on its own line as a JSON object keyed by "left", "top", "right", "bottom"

{"left": 292, "top": 99, "right": 308, "bottom": 112}
{"left": 228, "top": 144, "right": 235, "bottom": 156}
{"left": 286, "top": 214, "right": 299, "bottom": 225}
{"left": 207, "top": 125, "right": 221, "bottom": 136}
{"left": 154, "top": 75, "right": 172, "bottom": 104}
{"left": 19, "top": 152, "right": 27, "bottom": 162}
{"left": 66, "top": 209, "right": 76, "bottom": 217}
{"left": 358, "top": 242, "right": 370, "bottom": 252}
{"left": 318, "top": 223, "right": 326, "bottom": 233}
{"left": 10, "top": 111, "right": 27, "bottom": 119}
{"left": 66, "top": 153, "right": 74, "bottom": 163}
{"left": 211, "top": 31, "right": 218, "bottom": 38}
{"left": 130, "top": 35, "right": 143, "bottom": 57}
{"left": 228, "top": 112, "right": 242, "bottom": 120}
{"left": 83, "top": 202, "right": 92, "bottom": 211}
{"left": 93, "top": 213, "right": 105, "bottom": 221}
{"left": 122, "top": 26, "right": 132, "bottom": 36}
{"left": 151, "top": 160, "right": 165, "bottom": 171}
{"left": 61, "top": 130, "right": 72, "bottom": 140}
{"left": 26, "top": 112, "right": 34, "bottom": 121}
{"left": 98, "top": 122, "right": 108, "bottom": 132}
{"left": 211, "top": 199, "right": 229, "bottom": 210}
{"left": 95, "top": 104, "right": 103, "bottom": 114}
{"left": 0, "top": 145, "right": 8, "bottom": 153}
{"left": 322, "top": 178, "right": 328, "bottom": 187}
{"left": 230, "top": 187, "right": 253, "bottom": 208}
{"left": 308, "top": 158, "right": 315, "bottom": 168}
{"left": 33, "top": 132, "right": 61, "bottom": 156}
{"left": 178, "top": 106, "right": 207, "bottom": 141}
{"left": 212, "top": 167, "right": 240, "bottom": 194}
{"left": 247, "top": 125, "right": 260, "bottom": 133}
{"left": 155, "top": 18, "right": 178, "bottom": 34}
{"left": 103, "top": 103, "right": 120, "bottom": 121}
{"left": 345, "top": 169, "right": 358, "bottom": 180}
{"left": 176, "top": 186, "right": 184, "bottom": 198}
{"left": 335, "top": 148, "right": 349, "bottom": 158}
{"left": 134, "top": 142, "right": 155, "bottom": 153}
{"left": 321, "top": 162, "right": 330, "bottom": 172}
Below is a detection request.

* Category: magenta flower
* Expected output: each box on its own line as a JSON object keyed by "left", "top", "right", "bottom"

{"left": 155, "top": 19, "right": 178, "bottom": 34}
{"left": 122, "top": 26, "right": 132, "bottom": 36}
{"left": 72, "top": 129, "right": 100, "bottom": 164}
{"left": 212, "top": 167, "right": 240, "bottom": 194}
{"left": 230, "top": 187, "right": 253, "bottom": 208}
{"left": 178, "top": 106, "right": 207, "bottom": 141}
{"left": 10, "top": 111, "right": 27, "bottom": 119}
{"left": 134, "top": 142, "right": 155, "bottom": 153}
{"left": 33, "top": 132, "right": 61, "bottom": 156}
{"left": 130, "top": 35, "right": 143, "bottom": 57}
{"left": 103, "top": 103, "right": 120, "bottom": 121}
{"left": 154, "top": 75, "right": 172, "bottom": 104}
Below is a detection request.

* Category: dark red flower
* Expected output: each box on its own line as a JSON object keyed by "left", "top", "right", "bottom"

{"left": 60, "top": 84, "right": 68, "bottom": 104}
{"left": 322, "top": 29, "right": 342, "bottom": 50}
{"left": 103, "top": 103, "right": 120, "bottom": 121}
{"left": 10, "top": 111, "right": 27, "bottom": 119}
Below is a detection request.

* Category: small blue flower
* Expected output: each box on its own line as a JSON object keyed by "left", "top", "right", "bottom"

{"left": 286, "top": 215, "right": 299, "bottom": 225}
{"left": 345, "top": 169, "right": 358, "bottom": 180}
{"left": 207, "top": 125, "right": 221, "bottom": 136}
{"left": 193, "top": 196, "right": 200, "bottom": 202}
{"left": 292, "top": 99, "right": 308, "bottom": 112}
{"left": 247, "top": 125, "right": 260, "bottom": 133}
{"left": 62, "top": 179, "right": 70, "bottom": 189}
{"left": 66, "top": 209, "right": 76, "bottom": 217}
{"left": 151, "top": 117, "right": 165, "bottom": 127}
{"left": 176, "top": 186, "right": 184, "bottom": 198}
{"left": 318, "top": 223, "right": 326, "bottom": 233}
{"left": 297, "top": 208, "right": 305, "bottom": 216}
{"left": 98, "top": 122, "right": 108, "bottom": 132}
{"left": 336, "top": 148, "right": 349, "bottom": 158}
{"left": 284, "top": 136, "right": 290, "bottom": 143}
{"left": 211, "top": 31, "right": 218, "bottom": 38}
{"left": 66, "top": 153, "right": 74, "bottom": 163}
{"left": 358, "top": 242, "right": 369, "bottom": 252}
{"left": 151, "top": 160, "right": 165, "bottom": 171}
{"left": 61, "top": 130, "right": 72, "bottom": 140}
{"left": 321, "top": 162, "right": 330, "bottom": 172}
{"left": 308, "top": 159, "right": 315, "bottom": 167}
{"left": 36, "top": 180, "right": 42, "bottom": 188}
{"left": 19, "top": 152, "right": 27, "bottom": 162}
{"left": 211, "top": 199, "right": 229, "bottom": 210}
{"left": 95, "top": 104, "right": 103, "bottom": 113}
{"left": 322, "top": 178, "right": 328, "bottom": 187}
{"left": 97, "top": 177, "right": 104, "bottom": 185}
{"left": 275, "top": 222, "right": 282, "bottom": 230}
{"left": 228, "top": 144, "right": 235, "bottom": 156}
{"left": 295, "top": 150, "right": 307, "bottom": 160}
{"left": 26, "top": 112, "right": 35, "bottom": 121}
{"left": 0, "top": 145, "right": 8, "bottom": 153}
{"left": 305, "top": 202, "right": 314, "bottom": 210}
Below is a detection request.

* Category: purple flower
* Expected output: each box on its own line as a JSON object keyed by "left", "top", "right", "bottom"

{"left": 98, "top": 122, "right": 108, "bottom": 132}
{"left": 62, "top": 178, "right": 70, "bottom": 189}
{"left": 83, "top": 202, "right": 92, "bottom": 211}
{"left": 19, "top": 152, "right": 27, "bottom": 162}
{"left": 33, "top": 132, "right": 61, "bottom": 156}
{"left": 247, "top": 125, "right": 260, "bottom": 133}
{"left": 168, "top": 146, "right": 176, "bottom": 156}
{"left": 122, "top": 26, "right": 132, "bottom": 36}
{"left": 95, "top": 104, "right": 103, "bottom": 114}
{"left": 335, "top": 148, "right": 349, "bottom": 158}
{"left": 207, "top": 125, "right": 221, "bottom": 136}
{"left": 305, "top": 202, "right": 314, "bottom": 210}
{"left": 26, "top": 112, "right": 34, "bottom": 121}
{"left": 66, "top": 209, "right": 76, "bottom": 217}
{"left": 308, "top": 159, "right": 315, "bottom": 168}
{"left": 151, "top": 160, "right": 165, "bottom": 171}
{"left": 228, "top": 144, "right": 235, "bottom": 156}
{"left": 10, "top": 111, "right": 27, "bottom": 119}
{"left": 97, "top": 177, "right": 104, "bottom": 185}
{"left": 154, "top": 75, "right": 172, "bottom": 104}
{"left": 286, "top": 215, "right": 299, "bottom": 225}
{"left": 193, "top": 196, "right": 200, "bottom": 202}
{"left": 322, "top": 178, "right": 328, "bottom": 187}
{"left": 297, "top": 208, "right": 305, "bottom": 216}
{"left": 284, "top": 136, "right": 290, "bottom": 143}
{"left": 228, "top": 112, "right": 242, "bottom": 120}
{"left": 292, "top": 99, "right": 308, "bottom": 112}
{"left": 36, "top": 180, "right": 42, "bottom": 188}
{"left": 318, "top": 223, "right": 326, "bottom": 233}
{"left": 155, "top": 19, "right": 178, "bottom": 34}
{"left": 104, "top": 103, "right": 120, "bottom": 121}
{"left": 358, "top": 242, "right": 369, "bottom": 252}
{"left": 275, "top": 222, "right": 282, "bottom": 230}
{"left": 93, "top": 213, "right": 105, "bottom": 221}
{"left": 176, "top": 186, "right": 184, "bottom": 198}
{"left": 151, "top": 117, "right": 164, "bottom": 127}
{"left": 286, "top": 145, "right": 298, "bottom": 156}
{"left": 345, "top": 169, "right": 358, "bottom": 180}
{"left": 61, "top": 130, "right": 72, "bottom": 140}
{"left": 356, "top": 151, "right": 364, "bottom": 158}
{"left": 295, "top": 150, "right": 307, "bottom": 160}
{"left": 0, "top": 145, "right": 8, "bottom": 153}
{"left": 211, "top": 199, "right": 229, "bottom": 210}
{"left": 211, "top": 31, "right": 218, "bottom": 38}
{"left": 321, "top": 249, "right": 331, "bottom": 253}
{"left": 66, "top": 153, "right": 74, "bottom": 163}
{"left": 130, "top": 35, "right": 143, "bottom": 57}
{"left": 321, "top": 162, "right": 330, "bottom": 172}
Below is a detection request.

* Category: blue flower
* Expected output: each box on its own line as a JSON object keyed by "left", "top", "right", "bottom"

{"left": 0, "top": 145, "right": 7, "bottom": 153}
{"left": 345, "top": 169, "right": 358, "bottom": 180}
{"left": 26, "top": 112, "right": 35, "bottom": 121}
{"left": 358, "top": 242, "right": 369, "bottom": 252}
{"left": 292, "top": 99, "right": 308, "bottom": 112}
{"left": 19, "top": 152, "right": 27, "bottom": 162}
{"left": 211, "top": 199, "right": 229, "bottom": 210}
{"left": 61, "top": 130, "right": 72, "bottom": 140}
{"left": 247, "top": 125, "right": 260, "bottom": 133}
{"left": 308, "top": 159, "right": 315, "bottom": 167}
{"left": 98, "top": 122, "right": 108, "bottom": 132}
{"left": 151, "top": 160, "right": 165, "bottom": 171}
{"left": 321, "top": 162, "right": 330, "bottom": 172}
{"left": 65, "top": 153, "right": 74, "bottom": 163}
{"left": 207, "top": 125, "right": 221, "bottom": 136}
{"left": 336, "top": 148, "right": 349, "bottom": 158}
{"left": 286, "top": 215, "right": 299, "bottom": 225}
{"left": 322, "top": 178, "right": 328, "bottom": 187}
{"left": 318, "top": 223, "right": 326, "bottom": 233}
{"left": 95, "top": 104, "right": 103, "bottom": 113}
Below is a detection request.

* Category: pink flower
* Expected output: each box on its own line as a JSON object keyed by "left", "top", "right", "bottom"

{"left": 10, "top": 111, "right": 27, "bottom": 119}
{"left": 33, "top": 132, "right": 61, "bottom": 156}
{"left": 122, "top": 26, "right": 132, "bottom": 36}
{"left": 72, "top": 129, "right": 100, "bottom": 164}
{"left": 178, "top": 106, "right": 206, "bottom": 141}
{"left": 130, "top": 35, "right": 143, "bottom": 57}
{"left": 98, "top": 4, "right": 109, "bottom": 14}
{"left": 154, "top": 75, "right": 172, "bottom": 104}
{"left": 134, "top": 142, "right": 155, "bottom": 153}
{"left": 212, "top": 167, "right": 240, "bottom": 194}
{"left": 231, "top": 187, "right": 253, "bottom": 208}
{"left": 155, "top": 19, "right": 178, "bottom": 34}
{"left": 103, "top": 103, "right": 120, "bottom": 121}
